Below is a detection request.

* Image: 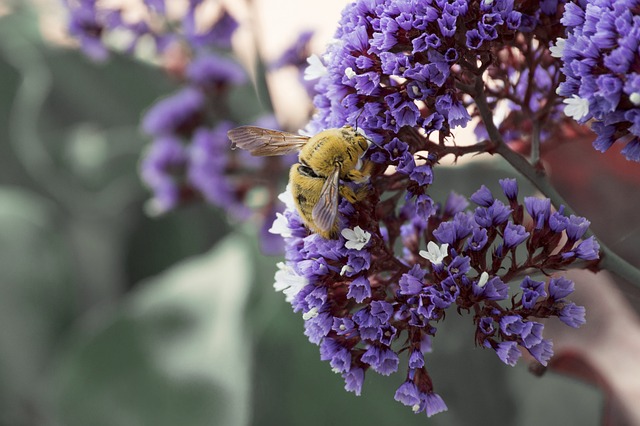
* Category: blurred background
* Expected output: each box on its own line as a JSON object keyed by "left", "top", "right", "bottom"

{"left": 1, "top": 1, "right": 640, "bottom": 425}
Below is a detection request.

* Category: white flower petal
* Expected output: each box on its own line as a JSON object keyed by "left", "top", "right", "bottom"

{"left": 340, "top": 265, "right": 354, "bottom": 276}
{"left": 268, "top": 212, "right": 292, "bottom": 238}
{"left": 549, "top": 37, "right": 565, "bottom": 58}
{"left": 277, "top": 184, "right": 296, "bottom": 210}
{"left": 273, "top": 262, "right": 308, "bottom": 302}
{"left": 419, "top": 242, "right": 449, "bottom": 265}
{"left": 345, "top": 67, "right": 357, "bottom": 79}
{"left": 563, "top": 95, "right": 590, "bottom": 121}
{"left": 303, "top": 54, "right": 327, "bottom": 81}
{"left": 342, "top": 226, "right": 371, "bottom": 250}
{"left": 302, "top": 307, "right": 319, "bottom": 320}
{"left": 477, "top": 271, "right": 489, "bottom": 288}
{"left": 630, "top": 92, "right": 640, "bottom": 106}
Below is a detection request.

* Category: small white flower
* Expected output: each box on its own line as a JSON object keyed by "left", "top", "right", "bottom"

{"left": 341, "top": 226, "right": 371, "bottom": 250}
{"left": 412, "top": 404, "right": 421, "bottom": 413}
{"left": 419, "top": 241, "right": 449, "bottom": 265}
{"left": 278, "top": 184, "right": 296, "bottom": 210}
{"left": 477, "top": 271, "right": 489, "bottom": 288}
{"left": 340, "top": 265, "right": 354, "bottom": 276}
{"left": 345, "top": 67, "right": 357, "bottom": 79}
{"left": 302, "top": 307, "right": 319, "bottom": 320}
{"left": 273, "top": 262, "right": 308, "bottom": 302}
{"left": 630, "top": 92, "right": 640, "bottom": 106}
{"left": 549, "top": 37, "right": 565, "bottom": 58}
{"left": 563, "top": 95, "right": 590, "bottom": 121}
{"left": 268, "top": 212, "right": 292, "bottom": 238}
{"left": 303, "top": 54, "right": 327, "bottom": 81}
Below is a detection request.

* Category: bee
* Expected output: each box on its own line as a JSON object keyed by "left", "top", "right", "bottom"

{"left": 227, "top": 125, "right": 372, "bottom": 238}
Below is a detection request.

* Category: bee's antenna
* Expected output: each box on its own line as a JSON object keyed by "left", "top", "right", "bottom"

{"left": 354, "top": 108, "right": 364, "bottom": 131}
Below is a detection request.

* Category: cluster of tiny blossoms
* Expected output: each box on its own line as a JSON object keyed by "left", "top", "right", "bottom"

{"left": 63, "top": 0, "right": 237, "bottom": 61}
{"left": 305, "top": 0, "right": 571, "bottom": 146}
{"left": 134, "top": 7, "right": 258, "bottom": 216}
{"left": 63, "top": 1, "right": 295, "bottom": 223}
{"left": 266, "top": 0, "right": 606, "bottom": 416}
{"left": 555, "top": 0, "right": 640, "bottom": 161}
{"left": 271, "top": 177, "right": 597, "bottom": 416}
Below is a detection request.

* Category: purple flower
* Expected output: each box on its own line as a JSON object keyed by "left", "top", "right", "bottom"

{"left": 444, "top": 192, "right": 470, "bottom": 216}
{"left": 303, "top": 311, "right": 333, "bottom": 344}
{"left": 308, "top": 0, "right": 525, "bottom": 141}
{"left": 527, "top": 339, "right": 553, "bottom": 366}
{"left": 271, "top": 30, "right": 314, "bottom": 69}
{"left": 520, "top": 321, "right": 545, "bottom": 348}
{"left": 500, "top": 315, "right": 526, "bottom": 336}
{"left": 548, "top": 276, "right": 575, "bottom": 300}
{"left": 186, "top": 54, "right": 247, "bottom": 89}
{"left": 474, "top": 200, "right": 512, "bottom": 227}
{"left": 549, "top": 210, "right": 569, "bottom": 233}
{"left": 399, "top": 265, "right": 426, "bottom": 295}
{"left": 565, "top": 215, "right": 591, "bottom": 241}
{"left": 520, "top": 276, "right": 546, "bottom": 309}
{"left": 332, "top": 317, "right": 356, "bottom": 336}
{"left": 320, "top": 338, "right": 351, "bottom": 373}
{"left": 495, "top": 341, "right": 522, "bottom": 366}
{"left": 142, "top": 88, "right": 205, "bottom": 137}
{"left": 410, "top": 164, "right": 433, "bottom": 186}
{"left": 447, "top": 256, "right": 471, "bottom": 277}
{"left": 559, "top": 303, "right": 587, "bottom": 328}
{"left": 499, "top": 178, "right": 519, "bottom": 201}
{"left": 503, "top": 223, "right": 529, "bottom": 249}
{"left": 342, "top": 368, "right": 365, "bottom": 395}
{"left": 140, "top": 136, "right": 187, "bottom": 213}
{"left": 361, "top": 346, "right": 399, "bottom": 375}
{"left": 183, "top": 8, "right": 238, "bottom": 49}
{"left": 478, "top": 317, "right": 495, "bottom": 335}
{"left": 524, "top": 197, "right": 551, "bottom": 229}
{"left": 422, "top": 392, "right": 448, "bottom": 417}
{"left": 467, "top": 228, "right": 488, "bottom": 251}
{"left": 470, "top": 185, "right": 495, "bottom": 207}
{"left": 473, "top": 276, "right": 509, "bottom": 301}
{"left": 347, "top": 275, "right": 371, "bottom": 303}
{"left": 409, "top": 349, "right": 425, "bottom": 368}
{"left": 394, "top": 381, "right": 421, "bottom": 407}
{"left": 371, "top": 300, "right": 394, "bottom": 323}
{"left": 67, "top": 3, "right": 109, "bottom": 61}
{"left": 557, "top": 0, "right": 640, "bottom": 161}
{"left": 574, "top": 236, "right": 600, "bottom": 260}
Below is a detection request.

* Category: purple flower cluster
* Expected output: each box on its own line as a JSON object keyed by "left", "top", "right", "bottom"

{"left": 556, "top": 0, "right": 640, "bottom": 161}
{"left": 139, "top": 51, "right": 255, "bottom": 215}
{"left": 272, "top": 177, "right": 596, "bottom": 416}
{"left": 307, "top": 0, "right": 529, "bottom": 146}
{"left": 63, "top": 0, "right": 237, "bottom": 61}
{"left": 271, "top": 30, "right": 314, "bottom": 70}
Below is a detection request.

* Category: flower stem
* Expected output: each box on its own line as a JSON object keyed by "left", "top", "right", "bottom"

{"left": 472, "top": 77, "right": 640, "bottom": 288}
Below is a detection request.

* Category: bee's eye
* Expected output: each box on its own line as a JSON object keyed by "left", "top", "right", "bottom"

{"left": 298, "top": 164, "right": 319, "bottom": 178}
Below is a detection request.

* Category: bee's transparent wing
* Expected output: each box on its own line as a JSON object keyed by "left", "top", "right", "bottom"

{"left": 227, "top": 126, "right": 309, "bottom": 156}
{"left": 312, "top": 165, "right": 340, "bottom": 235}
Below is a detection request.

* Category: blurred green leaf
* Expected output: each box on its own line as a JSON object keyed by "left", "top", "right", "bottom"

{"left": 0, "top": 187, "right": 74, "bottom": 425}
{"left": 51, "top": 234, "right": 254, "bottom": 426}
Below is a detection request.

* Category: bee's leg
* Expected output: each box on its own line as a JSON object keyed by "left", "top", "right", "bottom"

{"left": 339, "top": 186, "right": 359, "bottom": 203}
{"left": 345, "top": 161, "right": 374, "bottom": 184}
{"left": 339, "top": 184, "right": 370, "bottom": 203}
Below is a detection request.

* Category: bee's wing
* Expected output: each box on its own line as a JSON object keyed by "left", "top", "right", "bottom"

{"left": 312, "top": 165, "right": 340, "bottom": 235}
{"left": 227, "top": 126, "right": 309, "bottom": 156}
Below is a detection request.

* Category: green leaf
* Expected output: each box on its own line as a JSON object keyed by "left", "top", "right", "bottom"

{"left": 0, "top": 187, "right": 74, "bottom": 424}
{"left": 51, "top": 235, "right": 254, "bottom": 426}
